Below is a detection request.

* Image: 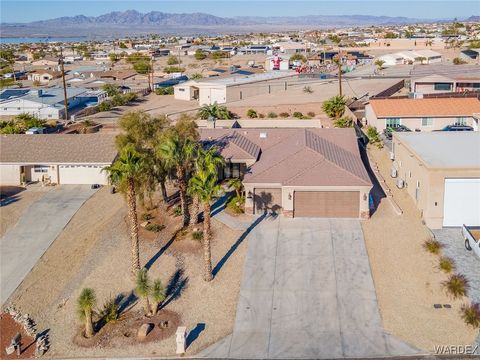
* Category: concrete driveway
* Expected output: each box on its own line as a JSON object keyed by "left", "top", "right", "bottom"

{"left": 202, "top": 217, "right": 419, "bottom": 359}
{"left": 1, "top": 185, "right": 97, "bottom": 305}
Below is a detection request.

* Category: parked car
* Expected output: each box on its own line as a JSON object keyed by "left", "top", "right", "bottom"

{"left": 440, "top": 125, "right": 474, "bottom": 132}
{"left": 383, "top": 125, "right": 412, "bottom": 140}
{"left": 462, "top": 224, "right": 480, "bottom": 259}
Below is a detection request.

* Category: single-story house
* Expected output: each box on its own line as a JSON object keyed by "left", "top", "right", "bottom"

{"left": 391, "top": 132, "right": 480, "bottom": 228}
{"left": 174, "top": 71, "right": 296, "bottom": 105}
{"left": 27, "top": 69, "right": 62, "bottom": 84}
{"left": 460, "top": 48, "right": 480, "bottom": 62}
{"left": 0, "top": 134, "right": 117, "bottom": 185}
{"left": 377, "top": 50, "right": 442, "bottom": 66}
{"left": 31, "top": 57, "right": 59, "bottom": 67}
{"left": 199, "top": 128, "right": 372, "bottom": 218}
{"left": 410, "top": 64, "right": 480, "bottom": 94}
{"left": 365, "top": 97, "right": 480, "bottom": 131}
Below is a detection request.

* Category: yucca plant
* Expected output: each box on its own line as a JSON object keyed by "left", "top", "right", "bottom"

{"left": 136, "top": 268, "right": 152, "bottom": 316}
{"left": 77, "top": 288, "right": 96, "bottom": 338}
{"left": 461, "top": 303, "right": 480, "bottom": 329}
{"left": 151, "top": 279, "right": 166, "bottom": 315}
{"left": 442, "top": 274, "right": 469, "bottom": 299}
{"left": 438, "top": 257, "right": 455, "bottom": 273}
{"left": 423, "top": 239, "right": 443, "bottom": 255}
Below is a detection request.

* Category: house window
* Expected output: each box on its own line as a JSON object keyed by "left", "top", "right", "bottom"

{"left": 421, "top": 117, "right": 433, "bottom": 126}
{"left": 385, "top": 118, "right": 401, "bottom": 128}
{"left": 434, "top": 83, "right": 452, "bottom": 91}
{"left": 178, "top": 88, "right": 185, "bottom": 92}
{"left": 17, "top": 107, "right": 21, "bottom": 110}
{"left": 33, "top": 165, "right": 49, "bottom": 173}
{"left": 3, "top": 108, "right": 6, "bottom": 111}
{"left": 455, "top": 117, "right": 467, "bottom": 125}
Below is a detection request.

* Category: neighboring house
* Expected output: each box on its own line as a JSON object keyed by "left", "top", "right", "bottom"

{"left": 0, "top": 134, "right": 117, "bottom": 185}
{"left": 460, "top": 48, "right": 480, "bottom": 62}
{"left": 174, "top": 71, "right": 295, "bottom": 105}
{"left": 391, "top": 132, "right": 480, "bottom": 228}
{"left": 199, "top": 128, "right": 372, "bottom": 219}
{"left": 365, "top": 97, "right": 480, "bottom": 131}
{"left": 410, "top": 64, "right": 480, "bottom": 94}
{"left": 237, "top": 45, "right": 272, "bottom": 55}
{"left": 377, "top": 50, "right": 442, "bottom": 66}
{"left": 27, "top": 69, "right": 62, "bottom": 84}
{"left": 89, "top": 70, "right": 146, "bottom": 82}
{"left": 0, "top": 87, "right": 105, "bottom": 120}
{"left": 31, "top": 57, "right": 59, "bottom": 67}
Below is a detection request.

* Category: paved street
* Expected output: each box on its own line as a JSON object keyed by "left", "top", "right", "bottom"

{"left": 1, "top": 185, "right": 97, "bottom": 305}
{"left": 202, "top": 217, "right": 420, "bottom": 359}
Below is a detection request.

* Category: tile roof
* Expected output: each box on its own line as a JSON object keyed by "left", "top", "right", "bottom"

{"left": 0, "top": 134, "right": 118, "bottom": 164}
{"left": 368, "top": 97, "right": 480, "bottom": 117}
{"left": 199, "top": 128, "right": 371, "bottom": 187}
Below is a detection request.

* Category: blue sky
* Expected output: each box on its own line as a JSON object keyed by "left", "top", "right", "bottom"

{"left": 1, "top": 1, "right": 477, "bottom": 23}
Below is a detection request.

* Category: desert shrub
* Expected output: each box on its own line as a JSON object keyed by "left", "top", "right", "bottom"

{"left": 192, "top": 230, "right": 204, "bottom": 241}
{"left": 258, "top": 113, "right": 265, "bottom": 118}
{"left": 145, "top": 224, "right": 165, "bottom": 232}
{"left": 227, "top": 195, "right": 245, "bottom": 214}
{"left": 167, "top": 55, "right": 180, "bottom": 65}
{"left": 246, "top": 109, "right": 258, "bottom": 118}
{"left": 303, "top": 86, "right": 313, "bottom": 93}
{"left": 442, "top": 274, "right": 469, "bottom": 299}
{"left": 141, "top": 213, "right": 153, "bottom": 221}
{"left": 453, "top": 57, "right": 467, "bottom": 65}
{"left": 97, "top": 101, "right": 112, "bottom": 112}
{"left": 123, "top": 92, "right": 138, "bottom": 102}
{"left": 423, "top": 239, "right": 443, "bottom": 255}
{"left": 461, "top": 303, "right": 480, "bottom": 329}
{"left": 155, "top": 87, "right": 174, "bottom": 95}
{"left": 334, "top": 116, "right": 355, "bottom": 128}
{"left": 111, "top": 94, "right": 128, "bottom": 107}
{"left": 267, "top": 112, "right": 278, "bottom": 118}
{"left": 307, "top": 111, "right": 315, "bottom": 117}
{"left": 100, "top": 297, "right": 119, "bottom": 324}
{"left": 279, "top": 112, "right": 290, "bottom": 118}
{"left": 293, "top": 111, "right": 304, "bottom": 119}
{"left": 164, "top": 66, "right": 186, "bottom": 74}
{"left": 173, "top": 206, "right": 182, "bottom": 217}
{"left": 366, "top": 126, "right": 383, "bottom": 148}
{"left": 102, "top": 84, "right": 119, "bottom": 97}
{"left": 438, "top": 257, "right": 455, "bottom": 273}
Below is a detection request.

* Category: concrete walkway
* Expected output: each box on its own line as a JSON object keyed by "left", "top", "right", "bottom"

{"left": 1, "top": 185, "right": 97, "bottom": 305}
{"left": 201, "top": 217, "right": 421, "bottom": 359}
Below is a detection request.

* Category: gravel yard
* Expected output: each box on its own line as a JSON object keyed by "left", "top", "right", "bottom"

{"left": 7, "top": 186, "right": 247, "bottom": 357}
{"left": 361, "top": 145, "right": 478, "bottom": 352}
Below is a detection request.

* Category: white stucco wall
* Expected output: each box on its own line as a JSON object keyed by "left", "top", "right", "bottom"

{"left": 0, "top": 165, "right": 21, "bottom": 185}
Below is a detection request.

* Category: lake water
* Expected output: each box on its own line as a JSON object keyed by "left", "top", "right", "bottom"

{"left": 0, "top": 37, "right": 90, "bottom": 44}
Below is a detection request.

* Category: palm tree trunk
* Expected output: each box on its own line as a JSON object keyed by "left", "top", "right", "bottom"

{"left": 127, "top": 178, "right": 141, "bottom": 279}
{"left": 203, "top": 202, "right": 213, "bottom": 282}
{"left": 143, "top": 296, "right": 151, "bottom": 316}
{"left": 151, "top": 301, "right": 159, "bottom": 315}
{"left": 85, "top": 308, "right": 94, "bottom": 338}
{"left": 160, "top": 180, "right": 168, "bottom": 203}
{"left": 177, "top": 167, "right": 189, "bottom": 227}
{"left": 190, "top": 195, "right": 199, "bottom": 226}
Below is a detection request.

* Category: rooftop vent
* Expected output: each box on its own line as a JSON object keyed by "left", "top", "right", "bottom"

{"left": 259, "top": 132, "right": 267, "bottom": 138}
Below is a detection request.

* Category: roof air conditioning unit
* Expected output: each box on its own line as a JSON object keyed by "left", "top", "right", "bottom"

{"left": 396, "top": 179, "right": 405, "bottom": 189}
{"left": 390, "top": 168, "right": 398, "bottom": 178}
{"left": 389, "top": 151, "right": 395, "bottom": 160}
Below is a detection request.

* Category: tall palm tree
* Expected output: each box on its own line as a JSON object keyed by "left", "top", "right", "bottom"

{"left": 188, "top": 169, "right": 223, "bottom": 281}
{"left": 136, "top": 268, "right": 151, "bottom": 316}
{"left": 189, "top": 146, "right": 224, "bottom": 226}
{"left": 103, "top": 145, "right": 145, "bottom": 279}
{"left": 157, "top": 135, "right": 196, "bottom": 227}
{"left": 197, "top": 102, "right": 231, "bottom": 120}
{"left": 77, "top": 288, "right": 96, "bottom": 338}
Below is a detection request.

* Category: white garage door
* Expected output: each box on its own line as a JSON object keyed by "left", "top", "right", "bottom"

{"left": 59, "top": 165, "right": 108, "bottom": 185}
{"left": 443, "top": 178, "right": 480, "bottom": 227}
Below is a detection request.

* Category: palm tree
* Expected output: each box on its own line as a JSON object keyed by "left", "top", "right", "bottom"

{"left": 77, "top": 288, "right": 96, "bottom": 338}
{"left": 188, "top": 169, "right": 223, "bottom": 281}
{"left": 157, "top": 135, "right": 196, "bottom": 227}
{"left": 103, "top": 145, "right": 145, "bottom": 279}
{"left": 197, "top": 102, "right": 231, "bottom": 120}
{"left": 189, "top": 146, "right": 224, "bottom": 226}
{"left": 151, "top": 279, "right": 166, "bottom": 314}
{"left": 227, "top": 178, "right": 243, "bottom": 198}
{"left": 374, "top": 59, "right": 385, "bottom": 70}
{"left": 322, "top": 95, "right": 346, "bottom": 120}
{"left": 136, "top": 268, "right": 151, "bottom": 316}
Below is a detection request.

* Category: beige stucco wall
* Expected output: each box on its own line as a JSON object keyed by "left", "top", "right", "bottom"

{"left": 225, "top": 78, "right": 289, "bottom": 103}
{"left": 0, "top": 165, "right": 21, "bottom": 185}
{"left": 392, "top": 136, "right": 480, "bottom": 228}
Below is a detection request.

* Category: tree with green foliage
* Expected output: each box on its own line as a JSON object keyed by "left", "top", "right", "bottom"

{"left": 77, "top": 288, "right": 96, "bottom": 338}
{"left": 290, "top": 53, "right": 307, "bottom": 63}
{"left": 102, "top": 84, "right": 119, "bottom": 97}
{"left": 197, "top": 102, "right": 231, "bottom": 120}
{"left": 136, "top": 268, "right": 152, "bottom": 316}
{"left": 167, "top": 55, "right": 180, "bottom": 65}
{"left": 151, "top": 279, "right": 166, "bottom": 315}
{"left": 227, "top": 178, "right": 243, "bottom": 198}
{"left": 194, "top": 49, "right": 207, "bottom": 60}
{"left": 374, "top": 59, "right": 385, "bottom": 70}
{"left": 333, "top": 116, "right": 355, "bottom": 128}
{"left": 322, "top": 95, "right": 347, "bottom": 120}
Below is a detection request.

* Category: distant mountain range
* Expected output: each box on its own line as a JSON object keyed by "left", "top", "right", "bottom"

{"left": 0, "top": 10, "right": 474, "bottom": 38}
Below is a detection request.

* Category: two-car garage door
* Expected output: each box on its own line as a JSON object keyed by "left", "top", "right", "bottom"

{"left": 443, "top": 178, "right": 480, "bottom": 227}
{"left": 294, "top": 191, "right": 360, "bottom": 218}
{"left": 58, "top": 165, "right": 108, "bottom": 185}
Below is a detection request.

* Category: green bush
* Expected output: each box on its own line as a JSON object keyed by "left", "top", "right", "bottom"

{"left": 145, "top": 223, "right": 165, "bottom": 233}
{"left": 303, "top": 86, "right": 313, "bottom": 93}
{"left": 102, "top": 84, "right": 119, "bottom": 97}
{"left": 194, "top": 49, "right": 207, "bottom": 61}
{"left": 247, "top": 109, "right": 258, "bottom": 118}
{"left": 442, "top": 274, "right": 469, "bottom": 299}
{"left": 366, "top": 126, "right": 383, "bottom": 148}
{"left": 167, "top": 55, "right": 180, "bottom": 65}
{"left": 227, "top": 195, "right": 245, "bottom": 214}
{"left": 97, "top": 101, "right": 112, "bottom": 112}
{"left": 111, "top": 94, "right": 128, "bottom": 107}
{"left": 164, "top": 66, "right": 186, "bottom": 74}
{"left": 100, "top": 297, "right": 119, "bottom": 324}
{"left": 192, "top": 230, "right": 204, "bottom": 241}
{"left": 141, "top": 213, "right": 153, "bottom": 221}
{"left": 293, "top": 111, "right": 304, "bottom": 119}
{"left": 279, "top": 112, "right": 290, "bottom": 118}
{"left": 155, "top": 87, "right": 174, "bottom": 95}
{"left": 453, "top": 57, "right": 467, "bottom": 65}
{"left": 334, "top": 116, "right": 355, "bottom": 128}
{"left": 439, "top": 257, "right": 455, "bottom": 273}
{"left": 123, "top": 92, "right": 137, "bottom": 102}
{"left": 173, "top": 207, "right": 182, "bottom": 217}
{"left": 423, "top": 239, "right": 443, "bottom": 255}
{"left": 461, "top": 303, "right": 480, "bottom": 329}
{"left": 267, "top": 112, "right": 278, "bottom": 118}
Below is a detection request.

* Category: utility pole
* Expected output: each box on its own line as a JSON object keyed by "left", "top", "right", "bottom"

{"left": 59, "top": 48, "right": 68, "bottom": 120}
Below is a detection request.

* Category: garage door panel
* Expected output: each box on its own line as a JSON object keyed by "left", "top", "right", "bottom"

{"left": 443, "top": 178, "right": 480, "bottom": 227}
{"left": 254, "top": 188, "right": 282, "bottom": 214}
{"left": 294, "top": 191, "right": 359, "bottom": 218}
{"left": 59, "top": 165, "right": 108, "bottom": 185}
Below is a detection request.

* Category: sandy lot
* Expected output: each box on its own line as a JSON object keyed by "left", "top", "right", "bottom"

{"left": 7, "top": 186, "right": 247, "bottom": 357}
{"left": 361, "top": 145, "right": 478, "bottom": 351}
{"left": 0, "top": 186, "right": 51, "bottom": 238}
